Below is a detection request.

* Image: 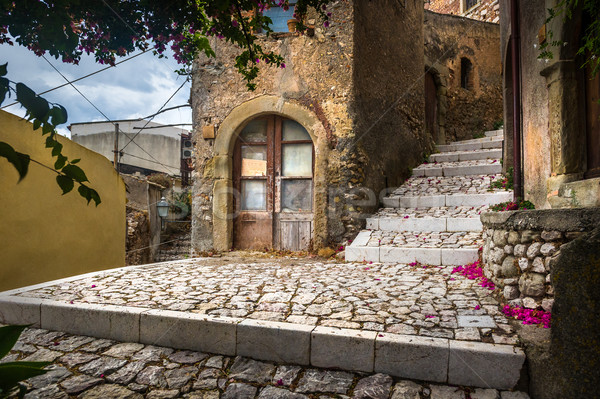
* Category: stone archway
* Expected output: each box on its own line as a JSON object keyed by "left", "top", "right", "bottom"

{"left": 211, "top": 95, "right": 329, "bottom": 251}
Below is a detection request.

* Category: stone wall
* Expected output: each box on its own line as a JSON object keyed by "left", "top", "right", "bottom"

{"left": 126, "top": 207, "right": 151, "bottom": 265}
{"left": 481, "top": 208, "right": 600, "bottom": 310}
{"left": 424, "top": 10, "right": 502, "bottom": 142}
{"left": 191, "top": 0, "right": 426, "bottom": 251}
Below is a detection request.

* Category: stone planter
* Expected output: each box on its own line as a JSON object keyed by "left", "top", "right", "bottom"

{"left": 287, "top": 19, "right": 298, "bottom": 33}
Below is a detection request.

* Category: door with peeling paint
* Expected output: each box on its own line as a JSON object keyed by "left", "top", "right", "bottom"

{"left": 233, "top": 116, "right": 314, "bottom": 251}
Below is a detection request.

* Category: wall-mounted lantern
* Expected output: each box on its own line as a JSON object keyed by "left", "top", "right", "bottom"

{"left": 157, "top": 196, "right": 169, "bottom": 229}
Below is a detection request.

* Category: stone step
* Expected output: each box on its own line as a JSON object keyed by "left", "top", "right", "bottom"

{"left": 412, "top": 160, "right": 502, "bottom": 178}
{"left": 0, "top": 291, "right": 525, "bottom": 390}
{"left": 485, "top": 129, "right": 503, "bottom": 137}
{"left": 429, "top": 148, "right": 502, "bottom": 163}
{"left": 367, "top": 216, "right": 482, "bottom": 232}
{"left": 382, "top": 191, "right": 512, "bottom": 208}
{"left": 436, "top": 140, "right": 503, "bottom": 153}
{"left": 448, "top": 136, "right": 503, "bottom": 145}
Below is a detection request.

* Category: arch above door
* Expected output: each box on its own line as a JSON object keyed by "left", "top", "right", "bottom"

{"left": 211, "top": 95, "right": 329, "bottom": 251}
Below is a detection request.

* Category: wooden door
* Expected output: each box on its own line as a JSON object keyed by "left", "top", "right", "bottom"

{"left": 585, "top": 62, "right": 600, "bottom": 178}
{"left": 233, "top": 116, "right": 314, "bottom": 251}
{"left": 425, "top": 71, "right": 439, "bottom": 143}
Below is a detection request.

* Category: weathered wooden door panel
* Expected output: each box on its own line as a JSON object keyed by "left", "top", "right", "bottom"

{"left": 233, "top": 115, "right": 313, "bottom": 251}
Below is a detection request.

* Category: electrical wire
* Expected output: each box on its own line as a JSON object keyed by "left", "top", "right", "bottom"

{"left": 0, "top": 50, "right": 149, "bottom": 110}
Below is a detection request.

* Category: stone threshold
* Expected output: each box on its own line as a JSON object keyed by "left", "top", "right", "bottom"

{"left": 0, "top": 293, "right": 525, "bottom": 390}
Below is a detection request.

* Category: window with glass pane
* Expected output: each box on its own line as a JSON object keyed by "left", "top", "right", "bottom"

{"left": 281, "top": 180, "right": 312, "bottom": 212}
{"left": 263, "top": 4, "right": 296, "bottom": 32}
{"left": 282, "top": 120, "right": 311, "bottom": 141}
{"left": 240, "top": 119, "right": 267, "bottom": 143}
{"left": 282, "top": 143, "right": 312, "bottom": 177}
{"left": 241, "top": 145, "right": 267, "bottom": 177}
{"left": 241, "top": 180, "right": 267, "bottom": 210}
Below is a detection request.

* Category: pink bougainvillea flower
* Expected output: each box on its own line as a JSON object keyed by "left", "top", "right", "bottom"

{"left": 374, "top": 278, "right": 380, "bottom": 281}
{"left": 474, "top": 305, "right": 481, "bottom": 310}
{"left": 378, "top": 334, "right": 384, "bottom": 337}
{"left": 403, "top": 215, "right": 409, "bottom": 219}
{"left": 276, "top": 379, "right": 284, "bottom": 386}
{"left": 364, "top": 267, "right": 370, "bottom": 271}
{"left": 425, "top": 315, "right": 435, "bottom": 319}
{"left": 91, "top": 284, "right": 96, "bottom": 288}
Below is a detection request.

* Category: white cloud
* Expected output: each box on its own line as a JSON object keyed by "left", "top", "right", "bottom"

{"left": 1, "top": 44, "right": 192, "bottom": 137}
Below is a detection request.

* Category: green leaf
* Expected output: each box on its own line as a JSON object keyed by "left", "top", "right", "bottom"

{"left": 15, "top": 83, "right": 50, "bottom": 122}
{"left": 50, "top": 105, "right": 68, "bottom": 126}
{"left": 78, "top": 185, "right": 92, "bottom": 204}
{"left": 0, "top": 361, "right": 50, "bottom": 392}
{"left": 89, "top": 188, "right": 102, "bottom": 206}
{"left": 0, "top": 77, "right": 9, "bottom": 105}
{"left": 54, "top": 154, "right": 67, "bottom": 170}
{"left": 62, "top": 164, "right": 88, "bottom": 183}
{"left": 56, "top": 175, "right": 74, "bottom": 194}
{"left": 70, "top": 158, "right": 80, "bottom": 164}
{"left": 0, "top": 142, "right": 30, "bottom": 182}
{"left": 42, "top": 123, "right": 54, "bottom": 135}
{"left": 0, "top": 63, "right": 7, "bottom": 77}
{"left": 45, "top": 135, "right": 55, "bottom": 148}
{"left": 51, "top": 141, "right": 63, "bottom": 157}
{"left": 0, "top": 325, "right": 27, "bottom": 359}
{"left": 32, "top": 119, "right": 42, "bottom": 131}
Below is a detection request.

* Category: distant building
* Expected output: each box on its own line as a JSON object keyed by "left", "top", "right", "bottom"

{"left": 426, "top": 0, "right": 500, "bottom": 23}
{"left": 70, "top": 120, "right": 192, "bottom": 178}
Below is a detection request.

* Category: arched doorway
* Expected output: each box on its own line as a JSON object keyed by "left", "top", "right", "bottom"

{"left": 233, "top": 115, "right": 314, "bottom": 250}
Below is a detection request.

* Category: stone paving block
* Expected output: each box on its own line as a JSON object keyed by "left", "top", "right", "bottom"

{"left": 237, "top": 319, "right": 313, "bottom": 365}
{"left": 485, "top": 129, "right": 503, "bottom": 137}
{"left": 380, "top": 247, "right": 441, "bottom": 265}
{"left": 482, "top": 140, "right": 503, "bottom": 149}
{"left": 447, "top": 217, "right": 482, "bottom": 232}
{"left": 366, "top": 218, "right": 379, "bottom": 230}
{"left": 140, "top": 310, "right": 239, "bottom": 356}
{"left": 379, "top": 217, "right": 446, "bottom": 232}
{"left": 382, "top": 196, "right": 401, "bottom": 208}
{"left": 441, "top": 248, "right": 479, "bottom": 266}
{"left": 374, "top": 333, "right": 449, "bottom": 383}
{"left": 448, "top": 340, "right": 526, "bottom": 390}
{"left": 345, "top": 246, "right": 379, "bottom": 262}
{"left": 445, "top": 193, "right": 511, "bottom": 207}
{"left": 0, "top": 295, "right": 42, "bottom": 326}
{"left": 456, "top": 316, "right": 497, "bottom": 328}
{"left": 40, "top": 302, "right": 142, "bottom": 342}
{"left": 444, "top": 164, "right": 501, "bottom": 177}
{"left": 352, "top": 230, "right": 372, "bottom": 246}
{"left": 437, "top": 142, "right": 482, "bottom": 152}
{"left": 458, "top": 149, "right": 502, "bottom": 161}
{"left": 430, "top": 153, "right": 459, "bottom": 162}
{"left": 400, "top": 195, "right": 446, "bottom": 208}
{"left": 311, "top": 326, "right": 377, "bottom": 373}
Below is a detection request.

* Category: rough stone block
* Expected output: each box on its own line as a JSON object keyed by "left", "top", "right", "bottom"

{"left": 0, "top": 296, "right": 42, "bottom": 326}
{"left": 503, "top": 285, "right": 520, "bottom": 300}
{"left": 541, "top": 230, "right": 562, "bottom": 241}
{"left": 518, "top": 273, "right": 546, "bottom": 297}
{"left": 237, "top": 319, "right": 313, "bottom": 365}
{"left": 504, "top": 245, "right": 514, "bottom": 255}
{"left": 507, "top": 231, "right": 520, "bottom": 245}
{"left": 518, "top": 258, "right": 530, "bottom": 272}
{"left": 513, "top": 244, "right": 527, "bottom": 257}
{"left": 531, "top": 257, "right": 546, "bottom": 273}
{"left": 448, "top": 341, "right": 525, "bottom": 389}
{"left": 311, "top": 326, "right": 376, "bottom": 372}
{"left": 526, "top": 242, "right": 542, "bottom": 259}
{"left": 521, "top": 230, "right": 541, "bottom": 243}
{"left": 41, "top": 302, "right": 142, "bottom": 342}
{"left": 375, "top": 334, "right": 448, "bottom": 383}
{"left": 540, "top": 243, "right": 557, "bottom": 256}
{"left": 493, "top": 230, "right": 508, "bottom": 246}
{"left": 140, "top": 310, "right": 239, "bottom": 356}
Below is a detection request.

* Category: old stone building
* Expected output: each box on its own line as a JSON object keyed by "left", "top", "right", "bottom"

{"left": 499, "top": 0, "right": 600, "bottom": 208}
{"left": 426, "top": 0, "right": 500, "bottom": 23}
{"left": 424, "top": 10, "right": 502, "bottom": 142}
{"left": 190, "top": 1, "right": 430, "bottom": 252}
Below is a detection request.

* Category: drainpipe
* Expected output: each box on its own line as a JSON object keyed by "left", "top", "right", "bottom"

{"left": 510, "top": 0, "right": 523, "bottom": 200}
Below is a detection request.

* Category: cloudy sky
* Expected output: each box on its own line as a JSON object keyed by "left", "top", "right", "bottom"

{"left": 1, "top": 43, "right": 192, "bottom": 137}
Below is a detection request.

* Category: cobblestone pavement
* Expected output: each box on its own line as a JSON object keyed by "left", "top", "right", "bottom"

{"left": 366, "top": 231, "right": 483, "bottom": 250}
{"left": 17, "top": 257, "right": 517, "bottom": 344}
{"left": 392, "top": 175, "right": 507, "bottom": 196}
{"left": 372, "top": 206, "right": 488, "bottom": 219}
{"left": 3, "top": 326, "right": 529, "bottom": 399}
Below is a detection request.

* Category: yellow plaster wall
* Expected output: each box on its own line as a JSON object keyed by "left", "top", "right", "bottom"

{"left": 0, "top": 111, "right": 126, "bottom": 291}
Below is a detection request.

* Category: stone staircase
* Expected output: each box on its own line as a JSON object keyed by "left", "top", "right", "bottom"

{"left": 346, "top": 129, "right": 512, "bottom": 265}
{"left": 155, "top": 234, "right": 191, "bottom": 262}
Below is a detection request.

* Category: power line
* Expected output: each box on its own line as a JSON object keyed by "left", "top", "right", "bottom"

{"left": 40, "top": 56, "right": 181, "bottom": 174}
{"left": 120, "top": 151, "right": 182, "bottom": 172}
{"left": 0, "top": 50, "right": 149, "bottom": 110}
{"left": 120, "top": 76, "right": 190, "bottom": 152}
